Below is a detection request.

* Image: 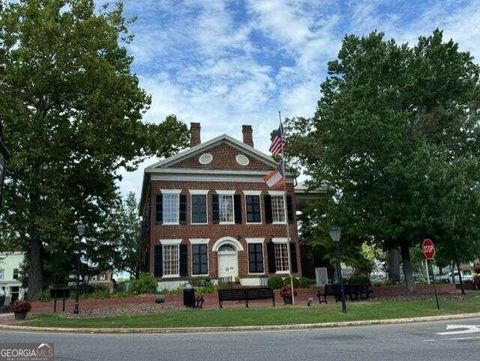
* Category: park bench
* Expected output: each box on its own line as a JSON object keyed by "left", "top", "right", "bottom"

{"left": 317, "top": 284, "right": 373, "bottom": 304}
{"left": 218, "top": 287, "right": 275, "bottom": 308}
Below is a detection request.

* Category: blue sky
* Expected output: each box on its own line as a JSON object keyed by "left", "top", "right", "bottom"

{"left": 118, "top": 0, "right": 480, "bottom": 196}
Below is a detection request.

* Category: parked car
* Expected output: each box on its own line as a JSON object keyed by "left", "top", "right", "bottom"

{"left": 438, "top": 271, "right": 473, "bottom": 284}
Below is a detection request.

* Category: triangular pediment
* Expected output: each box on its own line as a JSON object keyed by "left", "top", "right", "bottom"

{"left": 145, "top": 135, "right": 279, "bottom": 172}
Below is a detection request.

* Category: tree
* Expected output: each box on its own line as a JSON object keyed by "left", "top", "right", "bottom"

{"left": 0, "top": 0, "right": 189, "bottom": 298}
{"left": 286, "top": 30, "right": 480, "bottom": 293}
{"left": 105, "top": 192, "right": 143, "bottom": 279}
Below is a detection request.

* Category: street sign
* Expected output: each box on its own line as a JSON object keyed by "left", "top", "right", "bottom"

{"left": 422, "top": 239, "right": 435, "bottom": 260}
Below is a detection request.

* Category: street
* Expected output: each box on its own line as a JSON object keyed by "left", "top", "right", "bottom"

{"left": 1, "top": 318, "right": 479, "bottom": 361}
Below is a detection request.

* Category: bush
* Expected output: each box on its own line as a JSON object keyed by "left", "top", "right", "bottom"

{"left": 283, "top": 276, "right": 300, "bottom": 288}
{"left": 10, "top": 300, "right": 31, "bottom": 313}
{"left": 129, "top": 273, "right": 158, "bottom": 295}
{"left": 33, "top": 290, "right": 51, "bottom": 302}
{"left": 348, "top": 275, "right": 371, "bottom": 285}
{"left": 267, "top": 275, "right": 284, "bottom": 289}
{"left": 298, "top": 277, "right": 315, "bottom": 289}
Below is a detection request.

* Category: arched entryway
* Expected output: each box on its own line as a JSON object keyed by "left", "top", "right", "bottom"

{"left": 213, "top": 237, "right": 243, "bottom": 281}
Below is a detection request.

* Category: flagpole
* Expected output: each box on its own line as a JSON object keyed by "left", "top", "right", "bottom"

{"left": 279, "top": 111, "right": 295, "bottom": 305}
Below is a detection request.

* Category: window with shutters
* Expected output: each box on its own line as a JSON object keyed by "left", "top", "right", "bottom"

{"left": 219, "top": 194, "right": 234, "bottom": 223}
{"left": 274, "top": 243, "right": 289, "bottom": 273}
{"left": 248, "top": 243, "right": 264, "bottom": 273}
{"left": 192, "top": 244, "right": 208, "bottom": 275}
{"left": 191, "top": 194, "right": 207, "bottom": 224}
{"left": 163, "top": 245, "right": 179, "bottom": 276}
{"left": 162, "top": 192, "right": 180, "bottom": 224}
{"left": 246, "top": 195, "right": 261, "bottom": 223}
{"left": 271, "top": 195, "right": 286, "bottom": 223}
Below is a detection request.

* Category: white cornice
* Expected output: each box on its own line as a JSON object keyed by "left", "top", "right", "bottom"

{"left": 145, "top": 134, "right": 279, "bottom": 170}
{"left": 151, "top": 174, "right": 294, "bottom": 184}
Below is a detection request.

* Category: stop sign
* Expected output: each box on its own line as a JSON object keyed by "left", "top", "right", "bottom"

{"left": 422, "top": 239, "right": 436, "bottom": 260}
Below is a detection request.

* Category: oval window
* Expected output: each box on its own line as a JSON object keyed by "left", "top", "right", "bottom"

{"left": 199, "top": 153, "right": 213, "bottom": 165}
{"left": 236, "top": 154, "right": 249, "bottom": 166}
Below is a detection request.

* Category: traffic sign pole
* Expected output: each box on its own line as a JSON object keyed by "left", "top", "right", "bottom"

{"left": 422, "top": 239, "right": 439, "bottom": 310}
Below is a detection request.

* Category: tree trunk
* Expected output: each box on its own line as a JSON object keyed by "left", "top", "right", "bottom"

{"left": 400, "top": 243, "right": 415, "bottom": 294}
{"left": 387, "top": 248, "right": 401, "bottom": 283}
{"left": 27, "top": 194, "right": 43, "bottom": 300}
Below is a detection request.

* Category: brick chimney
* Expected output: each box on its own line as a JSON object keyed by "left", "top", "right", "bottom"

{"left": 190, "top": 122, "right": 201, "bottom": 147}
{"left": 242, "top": 125, "right": 254, "bottom": 147}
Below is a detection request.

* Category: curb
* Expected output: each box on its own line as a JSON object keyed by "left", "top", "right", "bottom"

{"left": 1, "top": 312, "right": 480, "bottom": 334}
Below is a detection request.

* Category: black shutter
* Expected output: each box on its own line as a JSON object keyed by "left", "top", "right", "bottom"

{"left": 212, "top": 194, "right": 219, "bottom": 224}
{"left": 200, "top": 244, "right": 208, "bottom": 274}
{"left": 287, "top": 195, "right": 294, "bottom": 224}
{"left": 267, "top": 241, "right": 276, "bottom": 273}
{"left": 179, "top": 194, "right": 187, "bottom": 225}
{"left": 264, "top": 195, "right": 272, "bottom": 224}
{"left": 154, "top": 245, "right": 163, "bottom": 278}
{"left": 234, "top": 194, "right": 242, "bottom": 224}
{"left": 289, "top": 242, "right": 298, "bottom": 273}
{"left": 179, "top": 244, "right": 188, "bottom": 277}
{"left": 155, "top": 194, "right": 163, "bottom": 224}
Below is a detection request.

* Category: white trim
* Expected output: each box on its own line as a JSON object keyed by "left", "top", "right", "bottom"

{"left": 145, "top": 134, "right": 278, "bottom": 170}
{"left": 162, "top": 274, "right": 180, "bottom": 279}
{"left": 189, "top": 238, "right": 210, "bottom": 244}
{"left": 275, "top": 271, "right": 290, "bottom": 275}
{"left": 245, "top": 238, "right": 265, "bottom": 244}
{"left": 268, "top": 190, "right": 285, "bottom": 196}
{"left": 215, "top": 190, "right": 236, "bottom": 195}
{"left": 152, "top": 175, "right": 294, "bottom": 184}
{"left": 189, "top": 189, "right": 209, "bottom": 195}
{"left": 243, "top": 190, "right": 262, "bottom": 196}
{"left": 271, "top": 237, "right": 289, "bottom": 244}
{"left": 190, "top": 192, "right": 208, "bottom": 225}
{"left": 150, "top": 168, "right": 294, "bottom": 177}
{"left": 159, "top": 239, "right": 182, "bottom": 246}
{"left": 212, "top": 237, "right": 244, "bottom": 252}
{"left": 160, "top": 189, "right": 182, "bottom": 194}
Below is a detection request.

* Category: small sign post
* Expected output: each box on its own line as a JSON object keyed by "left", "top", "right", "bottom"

{"left": 422, "top": 239, "right": 439, "bottom": 310}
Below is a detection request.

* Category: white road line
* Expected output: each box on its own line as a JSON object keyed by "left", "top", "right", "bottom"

{"left": 437, "top": 325, "right": 480, "bottom": 335}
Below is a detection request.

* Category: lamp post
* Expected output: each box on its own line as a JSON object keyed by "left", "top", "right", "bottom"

{"left": 74, "top": 221, "right": 86, "bottom": 315}
{"left": 330, "top": 225, "right": 347, "bottom": 314}
{"left": 0, "top": 119, "right": 11, "bottom": 212}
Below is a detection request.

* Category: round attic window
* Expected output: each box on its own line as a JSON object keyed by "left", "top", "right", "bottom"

{"left": 199, "top": 153, "right": 213, "bottom": 165}
{"left": 236, "top": 154, "right": 249, "bottom": 166}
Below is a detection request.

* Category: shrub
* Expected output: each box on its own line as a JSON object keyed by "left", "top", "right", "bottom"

{"left": 10, "top": 300, "right": 31, "bottom": 313}
{"left": 33, "top": 290, "right": 51, "bottom": 302}
{"left": 298, "top": 277, "right": 315, "bottom": 288}
{"left": 283, "top": 276, "right": 300, "bottom": 288}
{"left": 348, "top": 275, "right": 371, "bottom": 285}
{"left": 129, "top": 273, "right": 158, "bottom": 295}
{"left": 267, "top": 275, "right": 284, "bottom": 289}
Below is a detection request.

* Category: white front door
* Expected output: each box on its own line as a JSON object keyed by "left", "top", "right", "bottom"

{"left": 218, "top": 244, "right": 238, "bottom": 280}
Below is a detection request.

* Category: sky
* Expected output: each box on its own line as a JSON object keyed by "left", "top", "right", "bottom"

{"left": 118, "top": 0, "right": 480, "bottom": 197}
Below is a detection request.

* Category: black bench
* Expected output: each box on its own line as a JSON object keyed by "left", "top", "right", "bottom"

{"left": 318, "top": 284, "right": 374, "bottom": 304}
{"left": 218, "top": 287, "right": 275, "bottom": 308}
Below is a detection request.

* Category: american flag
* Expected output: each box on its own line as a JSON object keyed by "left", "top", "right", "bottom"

{"left": 269, "top": 122, "right": 286, "bottom": 155}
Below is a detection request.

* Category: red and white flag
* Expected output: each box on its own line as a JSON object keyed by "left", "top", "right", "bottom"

{"left": 264, "top": 165, "right": 284, "bottom": 189}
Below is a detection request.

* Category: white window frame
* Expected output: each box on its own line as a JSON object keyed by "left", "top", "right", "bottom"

{"left": 246, "top": 238, "right": 265, "bottom": 275}
{"left": 160, "top": 189, "right": 181, "bottom": 225}
{"left": 190, "top": 238, "right": 210, "bottom": 277}
{"left": 244, "top": 191, "right": 262, "bottom": 225}
{"left": 272, "top": 237, "right": 290, "bottom": 274}
{"left": 189, "top": 190, "right": 209, "bottom": 225}
{"left": 216, "top": 190, "right": 236, "bottom": 225}
{"left": 160, "top": 239, "right": 181, "bottom": 278}
{"left": 269, "top": 191, "right": 286, "bottom": 224}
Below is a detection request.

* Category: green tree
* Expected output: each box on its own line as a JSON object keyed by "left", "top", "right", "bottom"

{"left": 0, "top": 0, "right": 189, "bottom": 298}
{"left": 286, "top": 30, "right": 480, "bottom": 293}
{"left": 105, "top": 192, "right": 143, "bottom": 279}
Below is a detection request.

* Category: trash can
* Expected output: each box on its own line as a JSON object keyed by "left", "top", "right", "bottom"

{"left": 183, "top": 284, "right": 195, "bottom": 308}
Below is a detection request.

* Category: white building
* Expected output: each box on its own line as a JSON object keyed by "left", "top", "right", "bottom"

{"left": 0, "top": 252, "right": 26, "bottom": 305}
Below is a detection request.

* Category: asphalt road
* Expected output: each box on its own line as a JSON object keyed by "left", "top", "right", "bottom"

{"left": 1, "top": 318, "right": 479, "bottom": 361}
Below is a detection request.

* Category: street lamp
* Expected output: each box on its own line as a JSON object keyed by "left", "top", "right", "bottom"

{"left": 329, "top": 225, "right": 347, "bottom": 314}
{"left": 73, "top": 221, "right": 86, "bottom": 314}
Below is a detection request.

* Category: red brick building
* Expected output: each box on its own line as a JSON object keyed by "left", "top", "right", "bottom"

{"left": 139, "top": 123, "right": 302, "bottom": 289}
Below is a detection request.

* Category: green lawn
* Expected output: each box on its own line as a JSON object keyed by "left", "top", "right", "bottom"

{"left": 24, "top": 294, "right": 480, "bottom": 329}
